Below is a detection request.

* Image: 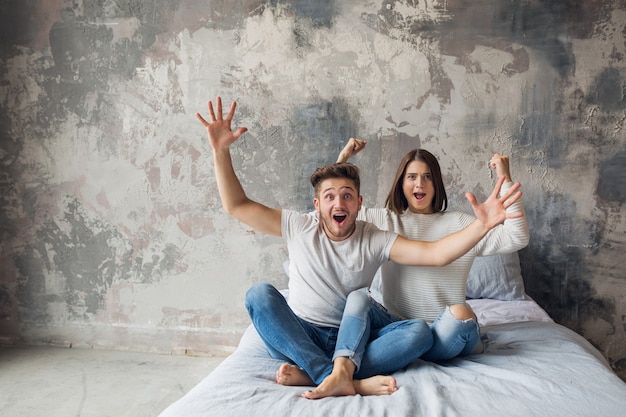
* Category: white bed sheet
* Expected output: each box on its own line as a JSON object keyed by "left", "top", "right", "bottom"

{"left": 159, "top": 299, "right": 626, "bottom": 417}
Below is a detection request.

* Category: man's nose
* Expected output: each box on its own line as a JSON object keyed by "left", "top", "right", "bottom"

{"left": 335, "top": 197, "right": 349, "bottom": 209}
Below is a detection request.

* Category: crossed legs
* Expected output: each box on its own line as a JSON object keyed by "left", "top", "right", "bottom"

{"left": 300, "top": 289, "right": 432, "bottom": 399}
{"left": 246, "top": 284, "right": 432, "bottom": 399}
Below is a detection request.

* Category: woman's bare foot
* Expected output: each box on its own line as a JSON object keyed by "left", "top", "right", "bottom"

{"left": 354, "top": 375, "right": 398, "bottom": 396}
{"left": 276, "top": 364, "right": 314, "bottom": 386}
{"left": 301, "top": 370, "right": 356, "bottom": 399}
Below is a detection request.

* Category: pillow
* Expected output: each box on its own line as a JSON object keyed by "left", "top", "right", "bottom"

{"left": 466, "top": 252, "right": 528, "bottom": 301}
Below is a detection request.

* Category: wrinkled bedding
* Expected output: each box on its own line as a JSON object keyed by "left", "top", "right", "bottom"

{"left": 159, "top": 300, "right": 626, "bottom": 417}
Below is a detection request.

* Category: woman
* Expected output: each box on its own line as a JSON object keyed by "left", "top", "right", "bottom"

{"left": 337, "top": 139, "right": 529, "bottom": 360}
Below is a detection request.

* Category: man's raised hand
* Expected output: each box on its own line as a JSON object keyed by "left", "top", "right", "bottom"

{"left": 196, "top": 96, "right": 248, "bottom": 151}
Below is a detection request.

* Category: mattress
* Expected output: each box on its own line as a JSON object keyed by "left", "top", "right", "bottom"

{"left": 159, "top": 298, "right": 626, "bottom": 417}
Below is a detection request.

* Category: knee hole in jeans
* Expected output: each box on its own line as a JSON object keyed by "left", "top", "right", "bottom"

{"left": 448, "top": 304, "right": 477, "bottom": 322}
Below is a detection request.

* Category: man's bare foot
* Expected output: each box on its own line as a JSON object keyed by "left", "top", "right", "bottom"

{"left": 276, "top": 364, "right": 314, "bottom": 386}
{"left": 354, "top": 375, "right": 398, "bottom": 396}
{"left": 301, "top": 370, "right": 356, "bottom": 399}
{"left": 302, "top": 357, "right": 357, "bottom": 400}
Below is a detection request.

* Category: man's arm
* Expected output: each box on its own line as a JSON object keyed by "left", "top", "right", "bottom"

{"left": 196, "top": 97, "right": 282, "bottom": 237}
{"left": 389, "top": 176, "right": 523, "bottom": 266}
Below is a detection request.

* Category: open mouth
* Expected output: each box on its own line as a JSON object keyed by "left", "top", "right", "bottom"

{"left": 333, "top": 214, "right": 347, "bottom": 224}
{"left": 414, "top": 192, "right": 426, "bottom": 201}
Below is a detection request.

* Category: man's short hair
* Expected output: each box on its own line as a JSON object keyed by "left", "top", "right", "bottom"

{"left": 310, "top": 163, "right": 361, "bottom": 197}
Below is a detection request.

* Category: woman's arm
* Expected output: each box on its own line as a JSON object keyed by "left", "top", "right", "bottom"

{"left": 336, "top": 138, "right": 367, "bottom": 163}
{"left": 389, "top": 177, "right": 523, "bottom": 266}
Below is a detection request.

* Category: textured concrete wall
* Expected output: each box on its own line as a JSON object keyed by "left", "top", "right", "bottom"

{"left": 0, "top": 1, "right": 625, "bottom": 377}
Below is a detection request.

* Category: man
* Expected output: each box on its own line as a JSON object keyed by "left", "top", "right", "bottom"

{"left": 196, "top": 97, "right": 523, "bottom": 399}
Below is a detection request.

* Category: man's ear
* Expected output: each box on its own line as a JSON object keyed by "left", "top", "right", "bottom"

{"left": 313, "top": 197, "right": 320, "bottom": 212}
{"left": 358, "top": 195, "right": 363, "bottom": 210}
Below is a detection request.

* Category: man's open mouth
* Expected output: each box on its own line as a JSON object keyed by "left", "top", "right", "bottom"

{"left": 333, "top": 214, "right": 347, "bottom": 224}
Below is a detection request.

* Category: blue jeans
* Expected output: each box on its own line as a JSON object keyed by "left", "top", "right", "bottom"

{"left": 338, "top": 288, "right": 433, "bottom": 379}
{"left": 245, "top": 284, "right": 432, "bottom": 384}
{"left": 421, "top": 305, "right": 481, "bottom": 361}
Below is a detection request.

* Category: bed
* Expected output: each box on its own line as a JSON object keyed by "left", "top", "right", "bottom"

{"left": 158, "top": 253, "right": 626, "bottom": 417}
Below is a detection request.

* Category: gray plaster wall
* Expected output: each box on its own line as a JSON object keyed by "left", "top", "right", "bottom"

{"left": 0, "top": 0, "right": 625, "bottom": 379}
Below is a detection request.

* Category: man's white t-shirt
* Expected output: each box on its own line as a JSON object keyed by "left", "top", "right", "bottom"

{"left": 282, "top": 210, "right": 397, "bottom": 328}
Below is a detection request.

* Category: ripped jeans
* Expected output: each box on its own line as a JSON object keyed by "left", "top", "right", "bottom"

{"left": 338, "top": 290, "right": 480, "bottom": 366}
{"left": 421, "top": 305, "right": 481, "bottom": 361}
